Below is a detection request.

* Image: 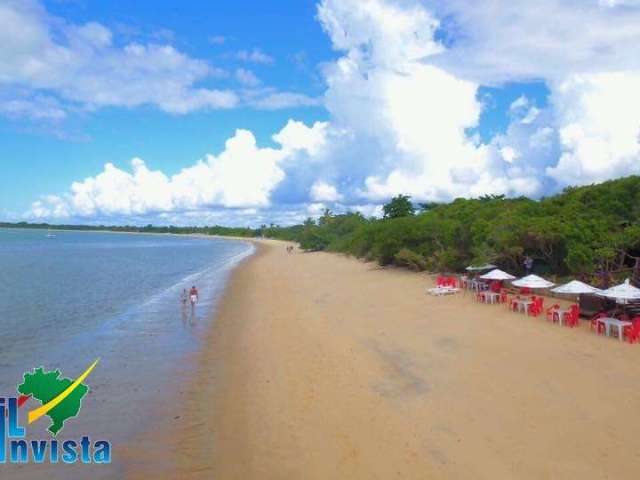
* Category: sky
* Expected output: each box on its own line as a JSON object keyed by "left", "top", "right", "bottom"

{"left": 2, "top": 0, "right": 640, "bottom": 226}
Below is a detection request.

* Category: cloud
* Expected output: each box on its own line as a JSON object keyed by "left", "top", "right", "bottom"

{"left": 310, "top": 181, "right": 343, "bottom": 202}
{"left": 546, "top": 72, "right": 640, "bottom": 185}
{"left": 500, "top": 146, "right": 519, "bottom": 164}
{"left": 509, "top": 96, "right": 540, "bottom": 124}
{"left": 236, "top": 48, "right": 274, "bottom": 64}
{"left": 427, "top": 0, "right": 640, "bottom": 83}
{"left": 0, "top": 0, "right": 237, "bottom": 115}
{"left": 0, "top": 90, "right": 67, "bottom": 120}
{"left": 248, "top": 91, "right": 321, "bottom": 110}
{"left": 235, "top": 68, "right": 261, "bottom": 87}
{"left": 312, "top": 0, "right": 640, "bottom": 201}
{"left": 316, "top": 0, "right": 543, "bottom": 202}
{"left": 29, "top": 120, "right": 329, "bottom": 219}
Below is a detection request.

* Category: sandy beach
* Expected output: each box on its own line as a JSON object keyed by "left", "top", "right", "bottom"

{"left": 126, "top": 239, "right": 640, "bottom": 479}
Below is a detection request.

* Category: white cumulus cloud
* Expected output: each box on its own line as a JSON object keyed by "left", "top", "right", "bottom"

{"left": 310, "top": 181, "right": 343, "bottom": 202}
{"left": 30, "top": 121, "right": 329, "bottom": 219}
{"left": 0, "top": 0, "right": 237, "bottom": 114}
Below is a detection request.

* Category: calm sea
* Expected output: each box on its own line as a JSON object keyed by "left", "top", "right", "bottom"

{"left": 0, "top": 228, "right": 253, "bottom": 476}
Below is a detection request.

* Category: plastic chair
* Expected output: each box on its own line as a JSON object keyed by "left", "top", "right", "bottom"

{"left": 566, "top": 304, "right": 580, "bottom": 328}
{"left": 528, "top": 297, "right": 543, "bottom": 317}
{"left": 546, "top": 304, "right": 560, "bottom": 322}
{"left": 500, "top": 290, "right": 508, "bottom": 304}
{"left": 624, "top": 318, "right": 640, "bottom": 344}
{"left": 591, "top": 312, "right": 607, "bottom": 334}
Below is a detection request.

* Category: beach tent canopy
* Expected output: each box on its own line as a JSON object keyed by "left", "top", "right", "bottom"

{"left": 597, "top": 279, "right": 640, "bottom": 301}
{"left": 465, "top": 264, "right": 497, "bottom": 272}
{"left": 512, "top": 274, "right": 555, "bottom": 289}
{"left": 480, "top": 269, "right": 516, "bottom": 280}
{"left": 551, "top": 280, "right": 601, "bottom": 295}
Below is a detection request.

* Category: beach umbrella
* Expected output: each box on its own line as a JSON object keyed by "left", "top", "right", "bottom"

{"left": 551, "top": 280, "right": 601, "bottom": 295}
{"left": 512, "top": 274, "right": 555, "bottom": 289}
{"left": 465, "top": 264, "right": 497, "bottom": 272}
{"left": 551, "top": 279, "right": 602, "bottom": 305}
{"left": 597, "top": 279, "right": 640, "bottom": 304}
{"left": 480, "top": 269, "right": 516, "bottom": 281}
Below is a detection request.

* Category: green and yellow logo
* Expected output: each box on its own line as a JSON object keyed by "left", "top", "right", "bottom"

{"left": 18, "top": 358, "right": 99, "bottom": 435}
{"left": 1, "top": 359, "right": 111, "bottom": 464}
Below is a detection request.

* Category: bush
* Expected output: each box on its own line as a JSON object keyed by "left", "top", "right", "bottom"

{"left": 394, "top": 248, "right": 427, "bottom": 271}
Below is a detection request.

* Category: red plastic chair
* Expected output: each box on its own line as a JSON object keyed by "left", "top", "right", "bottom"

{"left": 546, "top": 304, "right": 560, "bottom": 322}
{"left": 624, "top": 318, "right": 640, "bottom": 344}
{"left": 591, "top": 312, "right": 607, "bottom": 334}
{"left": 528, "top": 297, "right": 543, "bottom": 317}
{"left": 566, "top": 304, "right": 581, "bottom": 328}
{"left": 520, "top": 287, "right": 531, "bottom": 295}
{"left": 500, "top": 290, "right": 508, "bottom": 304}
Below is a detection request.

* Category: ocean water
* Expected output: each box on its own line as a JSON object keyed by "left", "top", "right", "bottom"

{"left": 0, "top": 228, "right": 253, "bottom": 476}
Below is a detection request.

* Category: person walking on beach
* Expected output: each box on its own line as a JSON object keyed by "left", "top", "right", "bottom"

{"left": 180, "top": 288, "right": 188, "bottom": 308}
{"left": 189, "top": 285, "right": 199, "bottom": 313}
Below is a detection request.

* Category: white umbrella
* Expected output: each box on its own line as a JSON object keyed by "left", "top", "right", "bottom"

{"left": 466, "top": 264, "right": 497, "bottom": 272}
{"left": 480, "top": 269, "right": 516, "bottom": 281}
{"left": 597, "top": 279, "right": 640, "bottom": 303}
{"left": 512, "top": 274, "right": 555, "bottom": 289}
{"left": 551, "top": 280, "right": 601, "bottom": 295}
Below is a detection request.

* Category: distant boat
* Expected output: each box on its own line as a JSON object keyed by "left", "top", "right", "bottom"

{"left": 46, "top": 229, "right": 56, "bottom": 238}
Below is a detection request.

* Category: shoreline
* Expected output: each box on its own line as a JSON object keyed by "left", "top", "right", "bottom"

{"left": 120, "top": 238, "right": 269, "bottom": 478}
{"left": 125, "top": 239, "right": 640, "bottom": 479}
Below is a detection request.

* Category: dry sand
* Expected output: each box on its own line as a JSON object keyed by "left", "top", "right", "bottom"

{"left": 126, "top": 239, "right": 640, "bottom": 479}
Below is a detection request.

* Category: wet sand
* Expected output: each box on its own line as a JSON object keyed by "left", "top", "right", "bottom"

{"left": 126, "top": 239, "right": 640, "bottom": 479}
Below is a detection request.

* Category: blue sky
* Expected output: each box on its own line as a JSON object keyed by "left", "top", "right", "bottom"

{"left": 1, "top": 0, "right": 332, "bottom": 219}
{"left": 2, "top": 0, "right": 640, "bottom": 225}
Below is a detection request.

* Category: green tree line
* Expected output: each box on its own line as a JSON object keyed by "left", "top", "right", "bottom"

{"left": 276, "top": 176, "right": 640, "bottom": 284}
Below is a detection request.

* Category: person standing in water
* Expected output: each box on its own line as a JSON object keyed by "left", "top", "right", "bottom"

{"left": 189, "top": 285, "right": 199, "bottom": 313}
{"left": 180, "top": 288, "right": 188, "bottom": 308}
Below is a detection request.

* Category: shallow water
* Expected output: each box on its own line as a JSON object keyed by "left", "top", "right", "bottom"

{"left": 0, "top": 228, "right": 253, "bottom": 477}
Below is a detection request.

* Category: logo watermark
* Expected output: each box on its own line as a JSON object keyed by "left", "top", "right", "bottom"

{"left": 1, "top": 359, "right": 111, "bottom": 464}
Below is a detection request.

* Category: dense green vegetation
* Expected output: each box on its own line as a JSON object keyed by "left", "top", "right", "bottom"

{"left": 282, "top": 176, "right": 640, "bottom": 284}
{"left": 4, "top": 176, "right": 639, "bottom": 284}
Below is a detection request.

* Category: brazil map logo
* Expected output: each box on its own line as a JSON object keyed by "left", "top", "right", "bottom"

{"left": 1, "top": 359, "right": 111, "bottom": 465}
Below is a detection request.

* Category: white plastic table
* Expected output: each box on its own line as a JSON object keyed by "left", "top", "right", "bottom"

{"left": 483, "top": 292, "right": 500, "bottom": 304}
{"left": 554, "top": 308, "right": 570, "bottom": 326}
{"left": 597, "top": 317, "right": 632, "bottom": 341}
{"left": 514, "top": 299, "right": 533, "bottom": 314}
{"left": 470, "top": 281, "right": 489, "bottom": 292}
